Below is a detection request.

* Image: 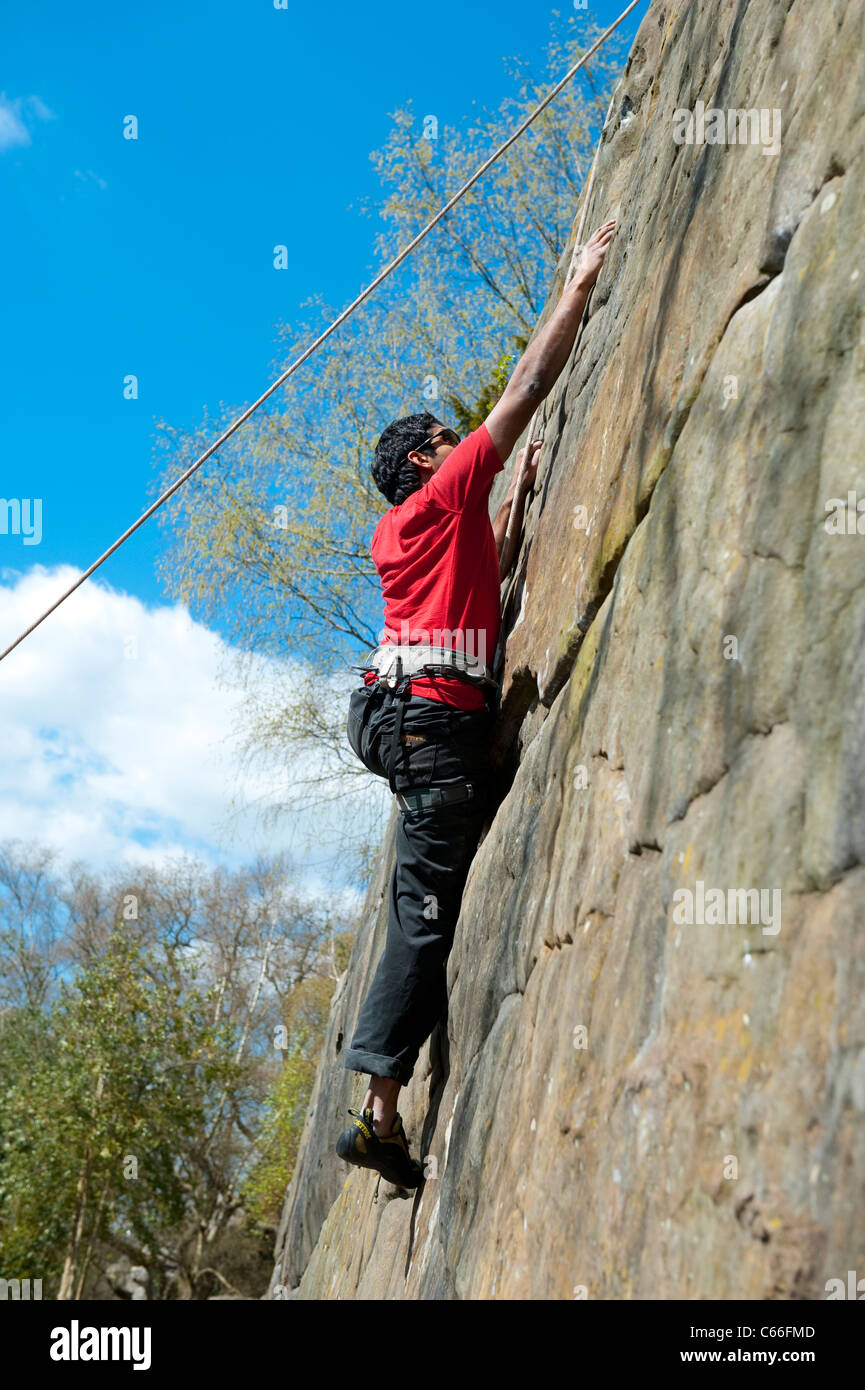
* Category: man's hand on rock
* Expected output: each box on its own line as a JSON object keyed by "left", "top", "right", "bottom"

{"left": 515, "top": 438, "right": 542, "bottom": 492}
{"left": 575, "top": 219, "right": 617, "bottom": 288}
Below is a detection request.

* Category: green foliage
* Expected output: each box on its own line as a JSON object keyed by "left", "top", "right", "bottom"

{"left": 0, "top": 928, "right": 242, "bottom": 1296}
{"left": 243, "top": 1026, "right": 319, "bottom": 1227}
{"left": 0, "top": 843, "right": 355, "bottom": 1300}
{"left": 446, "top": 346, "right": 524, "bottom": 436}
{"left": 243, "top": 969, "right": 348, "bottom": 1226}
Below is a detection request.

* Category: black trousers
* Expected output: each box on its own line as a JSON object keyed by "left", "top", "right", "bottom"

{"left": 344, "top": 682, "right": 494, "bottom": 1085}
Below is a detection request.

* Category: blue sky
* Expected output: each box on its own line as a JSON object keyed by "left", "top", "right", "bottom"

{"left": 0, "top": 0, "right": 644, "bottom": 890}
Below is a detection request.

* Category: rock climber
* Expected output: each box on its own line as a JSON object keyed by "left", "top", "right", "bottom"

{"left": 336, "top": 219, "right": 617, "bottom": 1189}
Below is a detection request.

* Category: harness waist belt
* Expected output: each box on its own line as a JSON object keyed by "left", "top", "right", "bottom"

{"left": 396, "top": 783, "right": 475, "bottom": 814}
{"left": 356, "top": 644, "right": 495, "bottom": 689}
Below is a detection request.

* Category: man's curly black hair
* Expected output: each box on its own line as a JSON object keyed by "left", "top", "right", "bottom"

{"left": 371, "top": 412, "right": 442, "bottom": 507}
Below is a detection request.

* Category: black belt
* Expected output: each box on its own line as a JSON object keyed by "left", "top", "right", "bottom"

{"left": 395, "top": 782, "right": 475, "bottom": 814}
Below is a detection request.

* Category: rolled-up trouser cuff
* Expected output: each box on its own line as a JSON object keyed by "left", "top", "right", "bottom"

{"left": 343, "top": 1047, "right": 410, "bottom": 1084}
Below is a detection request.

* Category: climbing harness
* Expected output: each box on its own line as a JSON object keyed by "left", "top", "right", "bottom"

{"left": 383, "top": 676, "right": 481, "bottom": 815}
{"left": 346, "top": 672, "right": 480, "bottom": 812}
{"left": 396, "top": 781, "right": 477, "bottom": 817}
{"left": 354, "top": 642, "right": 497, "bottom": 691}
{"left": 0, "top": 0, "right": 642, "bottom": 666}
{"left": 349, "top": 643, "right": 497, "bottom": 810}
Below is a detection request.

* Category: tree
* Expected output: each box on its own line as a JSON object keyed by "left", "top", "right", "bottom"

{"left": 0, "top": 841, "right": 67, "bottom": 1010}
{"left": 0, "top": 841, "right": 356, "bottom": 1299}
{"left": 0, "top": 928, "right": 242, "bottom": 1299}
{"left": 242, "top": 958, "right": 352, "bottom": 1227}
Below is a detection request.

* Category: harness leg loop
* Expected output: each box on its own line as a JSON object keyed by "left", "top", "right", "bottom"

{"left": 387, "top": 678, "right": 412, "bottom": 796}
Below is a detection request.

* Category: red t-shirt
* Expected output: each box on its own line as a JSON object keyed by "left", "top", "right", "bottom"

{"left": 364, "top": 421, "right": 504, "bottom": 710}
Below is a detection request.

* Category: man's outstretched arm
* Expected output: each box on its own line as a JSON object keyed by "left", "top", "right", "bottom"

{"left": 485, "top": 219, "right": 617, "bottom": 575}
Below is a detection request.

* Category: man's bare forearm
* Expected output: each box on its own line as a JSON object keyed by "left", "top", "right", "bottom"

{"left": 484, "top": 221, "right": 617, "bottom": 581}
{"left": 494, "top": 477, "right": 529, "bottom": 577}
{"left": 493, "top": 270, "right": 595, "bottom": 578}
{"left": 506, "top": 269, "right": 595, "bottom": 404}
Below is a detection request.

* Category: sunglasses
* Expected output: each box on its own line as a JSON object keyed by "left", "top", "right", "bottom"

{"left": 408, "top": 427, "right": 460, "bottom": 459}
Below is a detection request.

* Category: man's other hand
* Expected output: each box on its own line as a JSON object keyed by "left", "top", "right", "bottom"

{"left": 515, "top": 438, "right": 542, "bottom": 492}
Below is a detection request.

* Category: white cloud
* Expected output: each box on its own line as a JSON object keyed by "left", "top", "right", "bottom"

{"left": 0, "top": 92, "right": 55, "bottom": 153}
{"left": 73, "top": 168, "right": 107, "bottom": 192}
{"left": 0, "top": 566, "right": 387, "bottom": 907}
{"left": 26, "top": 96, "right": 54, "bottom": 123}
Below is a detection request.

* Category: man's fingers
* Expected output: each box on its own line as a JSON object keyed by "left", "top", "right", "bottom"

{"left": 588, "top": 219, "right": 617, "bottom": 243}
{"left": 577, "top": 221, "right": 616, "bottom": 261}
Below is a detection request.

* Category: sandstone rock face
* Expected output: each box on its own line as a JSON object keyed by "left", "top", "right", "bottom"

{"left": 270, "top": 0, "right": 865, "bottom": 1300}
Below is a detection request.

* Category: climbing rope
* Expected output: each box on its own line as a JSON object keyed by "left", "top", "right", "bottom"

{"left": 0, "top": 0, "right": 641, "bottom": 666}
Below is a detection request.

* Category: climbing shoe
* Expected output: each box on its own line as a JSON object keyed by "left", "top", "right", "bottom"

{"left": 335, "top": 1106, "right": 423, "bottom": 1190}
